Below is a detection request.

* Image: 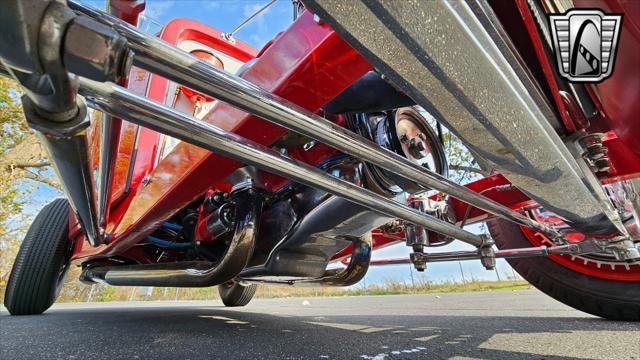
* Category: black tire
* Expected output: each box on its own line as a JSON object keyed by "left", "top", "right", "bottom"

{"left": 488, "top": 219, "right": 640, "bottom": 321}
{"left": 218, "top": 281, "right": 258, "bottom": 307}
{"left": 4, "top": 199, "right": 72, "bottom": 315}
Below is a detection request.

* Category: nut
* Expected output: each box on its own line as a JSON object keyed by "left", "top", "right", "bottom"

{"left": 64, "top": 16, "right": 130, "bottom": 82}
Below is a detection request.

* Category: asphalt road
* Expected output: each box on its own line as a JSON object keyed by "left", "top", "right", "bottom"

{"left": 1, "top": 289, "right": 638, "bottom": 359}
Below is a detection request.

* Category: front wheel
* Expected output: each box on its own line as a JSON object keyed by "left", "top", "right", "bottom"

{"left": 488, "top": 219, "right": 640, "bottom": 321}
{"left": 218, "top": 281, "right": 258, "bottom": 307}
{"left": 4, "top": 199, "right": 72, "bottom": 315}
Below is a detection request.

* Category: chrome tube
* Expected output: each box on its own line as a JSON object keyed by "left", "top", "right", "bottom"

{"left": 82, "top": 187, "right": 263, "bottom": 287}
{"left": 37, "top": 130, "right": 102, "bottom": 246}
{"left": 21, "top": 96, "right": 103, "bottom": 247}
{"left": 303, "top": 0, "right": 622, "bottom": 236}
{"left": 293, "top": 238, "right": 371, "bottom": 287}
{"left": 425, "top": 251, "right": 482, "bottom": 263}
{"left": 68, "top": 0, "right": 558, "bottom": 238}
{"left": 240, "top": 238, "right": 372, "bottom": 287}
{"left": 368, "top": 258, "right": 412, "bottom": 266}
{"left": 96, "top": 114, "right": 118, "bottom": 229}
{"left": 77, "top": 78, "right": 485, "bottom": 247}
{"left": 370, "top": 244, "right": 582, "bottom": 265}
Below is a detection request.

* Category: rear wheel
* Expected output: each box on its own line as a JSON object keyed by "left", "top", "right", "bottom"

{"left": 218, "top": 281, "right": 258, "bottom": 307}
{"left": 488, "top": 219, "right": 640, "bottom": 321}
{"left": 4, "top": 199, "right": 72, "bottom": 315}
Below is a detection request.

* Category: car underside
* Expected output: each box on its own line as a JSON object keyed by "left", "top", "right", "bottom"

{"left": 1, "top": 0, "right": 639, "bottom": 320}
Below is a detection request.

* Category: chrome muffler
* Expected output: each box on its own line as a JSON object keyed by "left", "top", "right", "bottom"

{"left": 240, "top": 238, "right": 373, "bottom": 287}
{"left": 304, "top": 0, "right": 624, "bottom": 236}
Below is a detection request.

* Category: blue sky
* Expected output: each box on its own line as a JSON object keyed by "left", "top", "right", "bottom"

{"left": 80, "top": 0, "right": 294, "bottom": 49}
{"left": 53, "top": 0, "right": 521, "bottom": 285}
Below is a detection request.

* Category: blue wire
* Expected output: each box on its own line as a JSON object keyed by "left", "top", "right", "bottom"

{"left": 162, "top": 222, "right": 183, "bottom": 232}
{"left": 147, "top": 236, "right": 192, "bottom": 249}
{"left": 153, "top": 155, "right": 346, "bottom": 249}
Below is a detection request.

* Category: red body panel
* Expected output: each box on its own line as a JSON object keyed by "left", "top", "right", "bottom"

{"left": 447, "top": 174, "right": 534, "bottom": 225}
{"left": 108, "top": 0, "right": 145, "bottom": 27}
{"left": 601, "top": 131, "right": 640, "bottom": 183}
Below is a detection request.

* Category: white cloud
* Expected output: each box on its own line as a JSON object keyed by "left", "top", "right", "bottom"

{"left": 240, "top": 1, "right": 273, "bottom": 45}
{"left": 200, "top": 1, "right": 221, "bottom": 11}
{"left": 242, "top": 3, "right": 265, "bottom": 18}
{"left": 146, "top": 0, "right": 176, "bottom": 18}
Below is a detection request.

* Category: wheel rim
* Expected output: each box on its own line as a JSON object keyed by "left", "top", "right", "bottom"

{"left": 521, "top": 180, "right": 640, "bottom": 281}
{"left": 520, "top": 226, "right": 640, "bottom": 281}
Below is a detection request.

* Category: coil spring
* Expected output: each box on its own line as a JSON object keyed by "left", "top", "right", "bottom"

{"left": 578, "top": 133, "right": 611, "bottom": 175}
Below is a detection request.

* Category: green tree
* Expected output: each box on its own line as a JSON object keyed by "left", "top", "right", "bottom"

{"left": 443, "top": 131, "right": 490, "bottom": 184}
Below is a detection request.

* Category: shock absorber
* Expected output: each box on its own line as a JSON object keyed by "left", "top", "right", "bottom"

{"left": 577, "top": 132, "right": 611, "bottom": 177}
{"left": 405, "top": 199, "right": 429, "bottom": 271}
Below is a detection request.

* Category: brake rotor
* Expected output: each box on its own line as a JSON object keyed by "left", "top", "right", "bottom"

{"left": 371, "top": 107, "right": 448, "bottom": 195}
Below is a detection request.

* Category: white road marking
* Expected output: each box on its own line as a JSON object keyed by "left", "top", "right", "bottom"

{"left": 413, "top": 334, "right": 440, "bottom": 342}
{"left": 198, "top": 315, "right": 248, "bottom": 324}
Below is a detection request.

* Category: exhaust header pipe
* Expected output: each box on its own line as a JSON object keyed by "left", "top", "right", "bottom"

{"left": 240, "top": 238, "right": 372, "bottom": 287}
{"left": 82, "top": 186, "right": 263, "bottom": 287}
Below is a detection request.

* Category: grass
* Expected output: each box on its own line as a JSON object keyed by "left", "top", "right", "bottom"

{"left": 51, "top": 267, "right": 530, "bottom": 303}
{"left": 254, "top": 279, "right": 530, "bottom": 299}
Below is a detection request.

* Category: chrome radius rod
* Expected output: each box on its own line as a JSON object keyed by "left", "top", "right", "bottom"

{"left": 78, "top": 78, "right": 485, "bottom": 247}
{"left": 369, "top": 243, "right": 586, "bottom": 266}
{"left": 68, "top": 1, "right": 560, "bottom": 239}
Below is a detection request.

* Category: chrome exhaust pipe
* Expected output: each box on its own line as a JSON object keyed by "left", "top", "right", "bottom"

{"left": 293, "top": 238, "right": 371, "bottom": 287}
{"left": 68, "top": 0, "right": 558, "bottom": 239}
{"left": 303, "top": 0, "right": 623, "bottom": 236}
{"left": 81, "top": 186, "right": 263, "bottom": 287}
{"left": 78, "top": 77, "right": 486, "bottom": 247}
{"left": 240, "top": 238, "right": 372, "bottom": 287}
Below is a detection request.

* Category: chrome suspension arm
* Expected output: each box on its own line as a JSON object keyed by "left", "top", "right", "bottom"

{"left": 78, "top": 77, "right": 486, "bottom": 247}
{"left": 68, "top": 1, "right": 560, "bottom": 239}
{"left": 96, "top": 114, "right": 118, "bottom": 229}
{"left": 368, "top": 242, "right": 592, "bottom": 266}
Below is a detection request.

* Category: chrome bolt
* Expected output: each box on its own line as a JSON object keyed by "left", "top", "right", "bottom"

{"left": 141, "top": 175, "right": 152, "bottom": 186}
{"left": 303, "top": 140, "right": 316, "bottom": 151}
